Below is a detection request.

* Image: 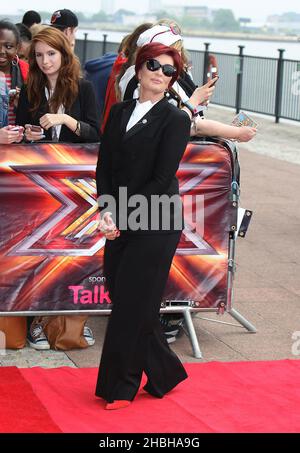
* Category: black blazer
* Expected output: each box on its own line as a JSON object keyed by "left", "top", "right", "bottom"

{"left": 96, "top": 97, "right": 191, "bottom": 234}
{"left": 16, "top": 79, "right": 100, "bottom": 143}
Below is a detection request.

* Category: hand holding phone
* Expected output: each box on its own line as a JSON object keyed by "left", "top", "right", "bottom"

{"left": 30, "top": 125, "right": 44, "bottom": 133}
{"left": 0, "top": 126, "right": 23, "bottom": 144}
{"left": 8, "top": 125, "right": 22, "bottom": 132}
{"left": 24, "top": 124, "right": 45, "bottom": 141}
{"left": 208, "top": 76, "right": 219, "bottom": 87}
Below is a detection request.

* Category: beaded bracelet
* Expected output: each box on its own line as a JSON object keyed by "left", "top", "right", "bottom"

{"left": 183, "top": 100, "right": 198, "bottom": 117}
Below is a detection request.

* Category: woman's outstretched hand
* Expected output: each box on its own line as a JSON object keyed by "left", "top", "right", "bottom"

{"left": 236, "top": 126, "right": 257, "bottom": 142}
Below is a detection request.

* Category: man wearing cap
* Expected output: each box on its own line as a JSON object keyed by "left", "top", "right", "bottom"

{"left": 22, "top": 10, "right": 42, "bottom": 30}
{"left": 50, "top": 9, "right": 78, "bottom": 49}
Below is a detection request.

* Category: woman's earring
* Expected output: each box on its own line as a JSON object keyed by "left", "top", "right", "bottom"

{"left": 164, "top": 89, "right": 170, "bottom": 98}
{"left": 12, "top": 54, "right": 19, "bottom": 66}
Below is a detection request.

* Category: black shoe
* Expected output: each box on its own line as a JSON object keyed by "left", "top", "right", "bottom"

{"left": 160, "top": 315, "right": 183, "bottom": 338}
{"left": 27, "top": 324, "right": 50, "bottom": 350}
{"left": 163, "top": 324, "right": 180, "bottom": 336}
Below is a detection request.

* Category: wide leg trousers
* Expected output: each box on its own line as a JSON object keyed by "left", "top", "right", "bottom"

{"left": 95, "top": 232, "right": 188, "bottom": 403}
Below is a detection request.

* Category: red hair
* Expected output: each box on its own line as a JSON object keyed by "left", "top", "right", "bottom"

{"left": 135, "top": 43, "right": 183, "bottom": 87}
{"left": 27, "top": 26, "right": 81, "bottom": 114}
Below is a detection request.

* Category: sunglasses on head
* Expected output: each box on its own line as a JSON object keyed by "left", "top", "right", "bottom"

{"left": 149, "top": 24, "right": 181, "bottom": 44}
{"left": 146, "top": 59, "right": 177, "bottom": 77}
{"left": 159, "top": 23, "right": 181, "bottom": 35}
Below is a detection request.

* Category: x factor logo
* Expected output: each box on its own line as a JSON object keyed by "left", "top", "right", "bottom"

{"left": 9, "top": 163, "right": 221, "bottom": 257}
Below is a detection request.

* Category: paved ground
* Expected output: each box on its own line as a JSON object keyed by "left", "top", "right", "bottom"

{"left": 1, "top": 106, "right": 300, "bottom": 368}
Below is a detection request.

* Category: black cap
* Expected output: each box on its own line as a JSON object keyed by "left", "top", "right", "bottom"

{"left": 22, "top": 10, "right": 41, "bottom": 28}
{"left": 50, "top": 9, "right": 78, "bottom": 29}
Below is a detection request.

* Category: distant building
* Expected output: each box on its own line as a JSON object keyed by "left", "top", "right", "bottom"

{"left": 266, "top": 13, "right": 300, "bottom": 33}
{"left": 184, "top": 6, "right": 211, "bottom": 20}
{"left": 239, "top": 18, "right": 251, "bottom": 26}
{"left": 163, "top": 3, "right": 212, "bottom": 20}
{"left": 120, "top": 13, "right": 157, "bottom": 26}
{"left": 163, "top": 5, "right": 184, "bottom": 17}
{"left": 101, "top": 0, "right": 153, "bottom": 15}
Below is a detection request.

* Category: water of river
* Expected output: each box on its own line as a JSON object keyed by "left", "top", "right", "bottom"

{"left": 77, "top": 28, "right": 300, "bottom": 60}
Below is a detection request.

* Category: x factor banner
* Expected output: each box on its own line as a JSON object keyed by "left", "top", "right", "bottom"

{"left": 0, "top": 141, "right": 237, "bottom": 313}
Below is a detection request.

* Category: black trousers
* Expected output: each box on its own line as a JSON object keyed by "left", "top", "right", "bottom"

{"left": 95, "top": 231, "right": 188, "bottom": 403}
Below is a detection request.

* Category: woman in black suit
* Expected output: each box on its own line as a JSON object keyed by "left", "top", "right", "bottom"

{"left": 95, "top": 43, "right": 200, "bottom": 410}
{"left": 16, "top": 26, "right": 99, "bottom": 143}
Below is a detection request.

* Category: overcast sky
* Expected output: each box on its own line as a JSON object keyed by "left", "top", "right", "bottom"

{"left": 1, "top": 0, "right": 300, "bottom": 22}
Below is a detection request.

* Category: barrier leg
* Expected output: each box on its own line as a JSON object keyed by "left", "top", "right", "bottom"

{"left": 182, "top": 308, "right": 203, "bottom": 359}
{"left": 228, "top": 308, "right": 257, "bottom": 333}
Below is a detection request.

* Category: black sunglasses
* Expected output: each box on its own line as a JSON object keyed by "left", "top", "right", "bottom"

{"left": 146, "top": 59, "right": 177, "bottom": 77}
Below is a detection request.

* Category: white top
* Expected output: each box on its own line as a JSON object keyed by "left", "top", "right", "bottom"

{"left": 45, "top": 87, "right": 65, "bottom": 141}
{"left": 126, "top": 99, "right": 159, "bottom": 132}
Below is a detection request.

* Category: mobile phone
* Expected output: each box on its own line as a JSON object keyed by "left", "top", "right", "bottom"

{"left": 10, "top": 126, "right": 21, "bottom": 131}
{"left": 8, "top": 89, "right": 17, "bottom": 96}
{"left": 30, "top": 125, "right": 44, "bottom": 133}
{"left": 208, "top": 76, "right": 219, "bottom": 87}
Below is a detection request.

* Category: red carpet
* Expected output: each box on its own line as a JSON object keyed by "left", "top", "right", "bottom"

{"left": 1, "top": 360, "right": 300, "bottom": 433}
{"left": 0, "top": 367, "right": 61, "bottom": 433}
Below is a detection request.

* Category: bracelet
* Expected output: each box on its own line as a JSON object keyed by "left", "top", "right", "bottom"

{"left": 183, "top": 100, "right": 197, "bottom": 117}
{"left": 74, "top": 121, "right": 80, "bottom": 135}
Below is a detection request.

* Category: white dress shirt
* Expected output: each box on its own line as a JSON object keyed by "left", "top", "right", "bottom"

{"left": 126, "top": 99, "right": 159, "bottom": 132}
{"left": 45, "top": 87, "right": 65, "bottom": 141}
